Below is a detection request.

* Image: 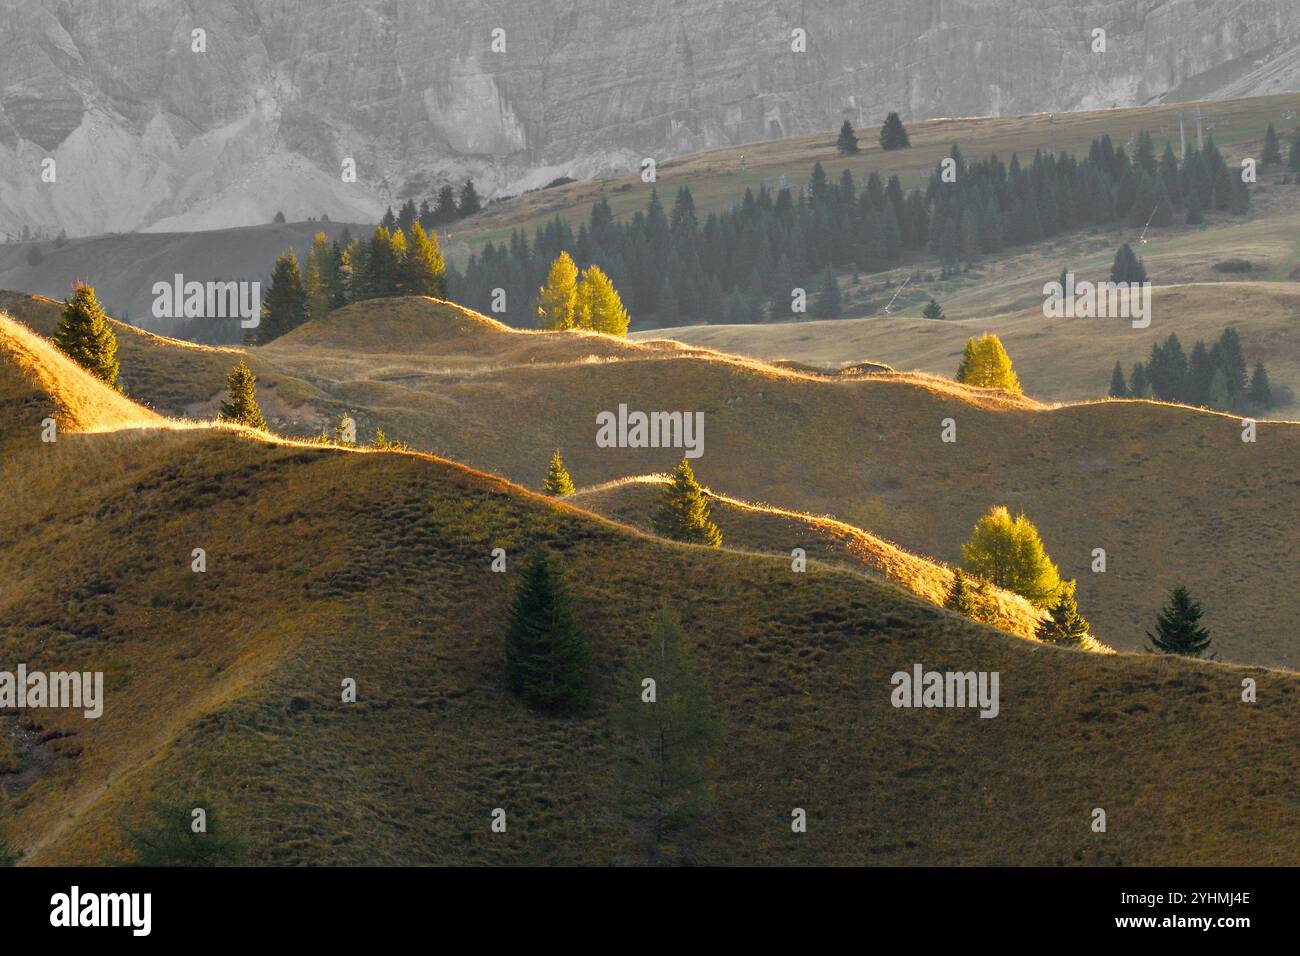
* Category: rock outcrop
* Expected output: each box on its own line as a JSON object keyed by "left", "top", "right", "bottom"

{"left": 2, "top": 0, "right": 1298, "bottom": 235}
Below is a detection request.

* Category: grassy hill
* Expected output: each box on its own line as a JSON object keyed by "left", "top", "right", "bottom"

{"left": 3, "top": 309, "right": 1298, "bottom": 866}
{"left": 569, "top": 475, "right": 1074, "bottom": 646}
{"left": 6, "top": 293, "right": 1295, "bottom": 670}
{"left": 448, "top": 92, "right": 1300, "bottom": 259}
{"left": 639, "top": 282, "right": 1300, "bottom": 404}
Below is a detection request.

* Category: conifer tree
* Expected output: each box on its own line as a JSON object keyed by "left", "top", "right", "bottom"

{"left": 504, "top": 547, "right": 591, "bottom": 712}
{"left": 1290, "top": 129, "right": 1300, "bottom": 173}
{"left": 879, "top": 112, "right": 911, "bottom": 150}
{"left": 217, "top": 360, "right": 267, "bottom": 429}
{"left": 542, "top": 449, "right": 576, "bottom": 496}
{"left": 400, "top": 221, "right": 447, "bottom": 297}
{"left": 1035, "top": 579, "right": 1090, "bottom": 646}
{"left": 458, "top": 179, "right": 482, "bottom": 217}
{"left": 258, "top": 249, "right": 308, "bottom": 343}
{"left": 836, "top": 120, "right": 860, "bottom": 155}
{"left": 1109, "top": 243, "right": 1148, "bottom": 284}
{"left": 1263, "top": 124, "right": 1282, "bottom": 165}
{"left": 122, "top": 799, "right": 248, "bottom": 866}
{"left": 813, "top": 268, "right": 842, "bottom": 316}
{"left": 1217, "top": 327, "right": 1248, "bottom": 394}
{"left": 945, "top": 569, "right": 976, "bottom": 616}
{"left": 53, "top": 283, "right": 119, "bottom": 389}
{"left": 1249, "top": 361, "right": 1273, "bottom": 409}
{"left": 1146, "top": 584, "right": 1213, "bottom": 658}
{"left": 960, "top": 506, "right": 1062, "bottom": 607}
{"left": 653, "top": 459, "right": 722, "bottom": 547}
{"left": 922, "top": 297, "right": 944, "bottom": 320}
{"left": 576, "top": 265, "right": 631, "bottom": 336}
{"left": 1185, "top": 188, "right": 1203, "bottom": 225}
{"left": 537, "top": 253, "right": 580, "bottom": 329}
{"left": 359, "top": 226, "right": 403, "bottom": 299}
{"left": 954, "top": 333, "right": 1022, "bottom": 393}
{"left": 304, "top": 232, "right": 339, "bottom": 321}
{"left": 1208, "top": 369, "right": 1230, "bottom": 410}
{"left": 1108, "top": 361, "right": 1127, "bottom": 397}
{"left": 1129, "top": 361, "right": 1152, "bottom": 398}
{"left": 611, "top": 606, "right": 719, "bottom": 863}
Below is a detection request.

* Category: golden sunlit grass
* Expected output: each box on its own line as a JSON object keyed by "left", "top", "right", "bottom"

{"left": 569, "top": 474, "right": 1088, "bottom": 647}
{"left": 6, "top": 292, "right": 1298, "bottom": 668}
{"left": 3, "top": 330, "right": 1298, "bottom": 866}
{"left": 646, "top": 281, "right": 1300, "bottom": 407}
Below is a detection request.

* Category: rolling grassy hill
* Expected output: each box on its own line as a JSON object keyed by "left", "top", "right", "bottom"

{"left": 3, "top": 309, "right": 1299, "bottom": 866}
{"left": 569, "top": 475, "right": 1075, "bottom": 646}
{"left": 6, "top": 293, "right": 1296, "bottom": 671}
{"left": 639, "top": 282, "right": 1300, "bottom": 404}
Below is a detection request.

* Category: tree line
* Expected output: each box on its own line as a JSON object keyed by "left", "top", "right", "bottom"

{"left": 444, "top": 124, "right": 1267, "bottom": 330}
{"left": 257, "top": 224, "right": 447, "bottom": 342}
{"left": 1107, "top": 326, "right": 1275, "bottom": 411}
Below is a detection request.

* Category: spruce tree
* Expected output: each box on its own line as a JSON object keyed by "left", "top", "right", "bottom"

{"left": 542, "top": 449, "right": 576, "bottom": 496}
{"left": 1035, "top": 579, "right": 1090, "bottom": 646}
{"left": 458, "top": 179, "right": 482, "bottom": 217}
{"left": 922, "top": 297, "right": 945, "bottom": 320}
{"left": 1289, "top": 129, "right": 1300, "bottom": 172}
{"left": 1217, "top": 327, "right": 1248, "bottom": 394}
{"left": 611, "top": 606, "right": 719, "bottom": 863}
{"left": 1263, "top": 124, "right": 1282, "bottom": 165}
{"left": 1146, "top": 584, "right": 1213, "bottom": 658}
{"left": 1108, "top": 361, "right": 1127, "bottom": 397}
{"left": 1208, "top": 369, "right": 1230, "bottom": 410}
{"left": 53, "top": 283, "right": 119, "bottom": 389}
{"left": 1129, "top": 361, "right": 1152, "bottom": 398}
{"left": 217, "top": 360, "right": 267, "bottom": 429}
{"left": 1185, "top": 189, "right": 1203, "bottom": 225}
{"left": 258, "top": 249, "right": 308, "bottom": 343}
{"left": 537, "top": 252, "right": 580, "bottom": 329}
{"left": 504, "top": 547, "right": 591, "bottom": 712}
{"left": 1249, "top": 361, "right": 1273, "bottom": 409}
{"left": 122, "top": 799, "right": 247, "bottom": 866}
{"left": 836, "top": 120, "right": 860, "bottom": 155}
{"left": 1110, "top": 243, "right": 1148, "bottom": 284}
{"left": 653, "top": 459, "right": 722, "bottom": 548}
{"left": 945, "top": 569, "right": 976, "bottom": 616}
{"left": 879, "top": 112, "right": 911, "bottom": 150}
{"left": 813, "top": 268, "right": 842, "bottom": 317}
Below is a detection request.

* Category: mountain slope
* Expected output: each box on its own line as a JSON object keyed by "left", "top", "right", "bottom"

{"left": 3, "top": 309, "right": 1298, "bottom": 866}
{"left": 7, "top": 293, "right": 1297, "bottom": 668}
{"left": 4, "top": 1, "right": 1299, "bottom": 236}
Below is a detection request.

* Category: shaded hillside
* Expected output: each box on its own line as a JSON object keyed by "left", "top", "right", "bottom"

{"left": 3, "top": 310, "right": 1298, "bottom": 867}
{"left": 570, "top": 475, "right": 1075, "bottom": 646}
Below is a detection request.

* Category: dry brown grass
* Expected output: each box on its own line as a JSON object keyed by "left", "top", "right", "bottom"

{"left": 6, "top": 293, "right": 1297, "bottom": 668}
{"left": 3, "top": 328, "right": 1298, "bottom": 866}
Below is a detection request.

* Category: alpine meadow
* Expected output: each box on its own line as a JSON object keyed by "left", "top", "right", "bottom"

{"left": 0, "top": 0, "right": 1297, "bottom": 937}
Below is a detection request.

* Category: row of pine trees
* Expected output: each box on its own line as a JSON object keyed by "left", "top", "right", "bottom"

{"left": 1108, "top": 327, "right": 1274, "bottom": 410}
{"left": 258, "top": 224, "right": 447, "bottom": 342}
{"left": 445, "top": 124, "right": 1281, "bottom": 329}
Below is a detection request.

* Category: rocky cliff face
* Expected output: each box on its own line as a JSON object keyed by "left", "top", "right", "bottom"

{"left": 2, "top": 0, "right": 1298, "bottom": 236}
